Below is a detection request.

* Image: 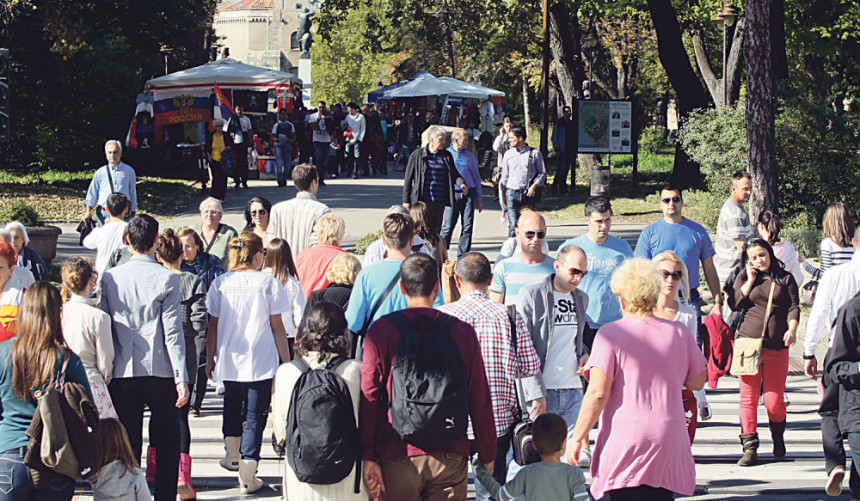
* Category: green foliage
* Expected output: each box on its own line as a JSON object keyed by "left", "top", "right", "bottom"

{"left": 354, "top": 229, "right": 383, "bottom": 255}
{"left": 638, "top": 126, "right": 668, "bottom": 154}
{"left": 676, "top": 103, "right": 747, "bottom": 196}
{"left": 0, "top": 202, "right": 41, "bottom": 226}
{"left": 782, "top": 228, "right": 822, "bottom": 259}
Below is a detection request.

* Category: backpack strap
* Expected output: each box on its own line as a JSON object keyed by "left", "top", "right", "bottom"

{"left": 325, "top": 356, "right": 348, "bottom": 372}
{"left": 291, "top": 357, "right": 311, "bottom": 374}
{"left": 507, "top": 304, "right": 518, "bottom": 360}
{"left": 360, "top": 271, "right": 402, "bottom": 335}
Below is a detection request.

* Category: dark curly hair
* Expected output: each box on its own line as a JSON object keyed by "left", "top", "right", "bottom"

{"left": 296, "top": 302, "right": 350, "bottom": 359}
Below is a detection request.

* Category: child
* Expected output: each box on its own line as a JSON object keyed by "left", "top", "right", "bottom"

{"left": 91, "top": 419, "right": 152, "bottom": 501}
{"left": 475, "top": 413, "right": 589, "bottom": 501}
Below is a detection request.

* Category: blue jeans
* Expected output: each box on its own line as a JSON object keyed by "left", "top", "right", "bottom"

{"left": 313, "top": 141, "right": 330, "bottom": 179}
{"left": 845, "top": 433, "right": 860, "bottom": 497}
{"left": 0, "top": 447, "right": 75, "bottom": 500}
{"left": 274, "top": 142, "right": 293, "bottom": 185}
{"left": 505, "top": 189, "right": 538, "bottom": 237}
{"left": 344, "top": 141, "right": 362, "bottom": 175}
{"left": 440, "top": 190, "right": 476, "bottom": 258}
{"left": 222, "top": 379, "right": 273, "bottom": 460}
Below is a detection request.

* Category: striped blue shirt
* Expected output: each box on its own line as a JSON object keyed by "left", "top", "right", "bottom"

{"left": 489, "top": 253, "right": 555, "bottom": 305}
{"left": 421, "top": 150, "right": 450, "bottom": 203}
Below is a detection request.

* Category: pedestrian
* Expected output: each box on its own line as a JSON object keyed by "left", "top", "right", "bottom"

{"left": 272, "top": 302, "right": 365, "bottom": 500}
{"left": 493, "top": 117, "right": 514, "bottom": 225}
{"left": 441, "top": 128, "right": 484, "bottom": 258}
{"left": 803, "top": 202, "right": 856, "bottom": 279}
{"left": 226, "top": 106, "right": 251, "bottom": 189}
{"left": 823, "top": 292, "right": 860, "bottom": 498}
{"left": 205, "top": 118, "right": 234, "bottom": 199}
{"left": 489, "top": 208, "right": 555, "bottom": 305}
{"left": 100, "top": 214, "right": 188, "bottom": 501}
{"left": 567, "top": 258, "right": 707, "bottom": 500}
{"left": 263, "top": 238, "right": 306, "bottom": 359}
{"left": 60, "top": 257, "right": 116, "bottom": 418}
{"left": 499, "top": 126, "right": 546, "bottom": 237}
{"left": 359, "top": 253, "right": 496, "bottom": 501}
{"left": 410, "top": 201, "right": 448, "bottom": 271}
{"left": 272, "top": 108, "right": 297, "bottom": 187}
{"left": 82, "top": 193, "right": 130, "bottom": 292}
{"left": 91, "top": 418, "right": 152, "bottom": 501}
{"left": 5, "top": 222, "right": 49, "bottom": 282}
{"left": 361, "top": 206, "right": 435, "bottom": 267}
{"left": 802, "top": 225, "right": 860, "bottom": 497}
{"left": 550, "top": 106, "right": 576, "bottom": 195}
{"left": 727, "top": 237, "right": 799, "bottom": 466}
{"left": 242, "top": 196, "right": 272, "bottom": 241}
{"left": 0, "top": 242, "right": 26, "bottom": 342}
{"left": 439, "top": 252, "right": 543, "bottom": 501}
{"left": 178, "top": 227, "right": 227, "bottom": 290}
{"left": 192, "top": 197, "right": 239, "bottom": 262}
{"left": 83, "top": 139, "right": 138, "bottom": 226}
{"left": 155, "top": 229, "right": 207, "bottom": 499}
{"left": 634, "top": 185, "right": 724, "bottom": 346}
{"left": 205, "top": 232, "right": 292, "bottom": 492}
{"left": 714, "top": 172, "right": 754, "bottom": 290}
{"left": 267, "top": 163, "right": 331, "bottom": 261}
{"left": 757, "top": 210, "right": 804, "bottom": 287}
{"left": 306, "top": 101, "right": 333, "bottom": 185}
{"left": 296, "top": 213, "right": 346, "bottom": 301}
{"left": 0, "top": 282, "right": 91, "bottom": 500}
{"left": 474, "top": 413, "right": 587, "bottom": 501}
{"left": 0, "top": 229, "right": 34, "bottom": 288}
{"left": 344, "top": 102, "right": 366, "bottom": 178}
{"left": 652, "top": 251, "right": 712, "bottom": 421}
{"left": 306, "top": 252, "right": 362, "bottom": 312}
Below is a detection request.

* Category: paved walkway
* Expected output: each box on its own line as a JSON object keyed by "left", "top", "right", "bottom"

{"left": 53, "top": 170, "right": 839, "bottom": 499}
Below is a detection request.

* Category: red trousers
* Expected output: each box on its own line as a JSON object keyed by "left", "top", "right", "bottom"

{"left": 738, "top": 348, "right": 789, "bottom": 434}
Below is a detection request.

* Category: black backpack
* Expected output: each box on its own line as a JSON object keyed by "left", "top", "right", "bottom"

{"left": 286, "top": 357, "right": 361, "bottom": 491}
{"left": 384, "top": 311, "right": 469, "bottom": 451}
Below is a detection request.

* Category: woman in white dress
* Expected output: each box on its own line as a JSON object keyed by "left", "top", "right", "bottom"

{"left": 272, "top": 302, "right": 365, "bottom": 501}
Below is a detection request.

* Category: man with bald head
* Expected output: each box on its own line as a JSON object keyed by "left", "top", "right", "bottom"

{"left": 489, "top": 207, "right": 554, "bottom": 305}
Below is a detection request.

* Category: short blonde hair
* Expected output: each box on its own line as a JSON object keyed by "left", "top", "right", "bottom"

{"left": 227, "top": 232, "right": 264, "bottom": 271}
{"left": 610, "top": 258, "right": 661, "bottom": 316}
{"left": 316, "top": 213, "right": 346, "bottom": 245}
{"left": 326, "top": 252, "right": 362, "bottom": 286}
{"left": 199, "top": 197, "right": 223, "bottom": 214}
{"left": 652, "top": 251, "right": 691, "bottom": 303}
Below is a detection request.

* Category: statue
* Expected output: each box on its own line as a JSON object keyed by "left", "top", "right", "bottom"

{"left": 297, "top": 8, "right": 315, "bottom": 56}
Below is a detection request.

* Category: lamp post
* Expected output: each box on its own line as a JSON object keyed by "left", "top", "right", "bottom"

{"left": 712, "top": 2, "right": 739, "bottom": 107}
{"left": 159, "top": 45, "right": 174, "bottom": 75}
{"left": 581, "top": 27, "right": 599, "bottom": 100}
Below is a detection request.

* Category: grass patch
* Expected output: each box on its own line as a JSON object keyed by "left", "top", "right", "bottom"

{"left": 1, "top": 169, "right": 200, "bottom": 222}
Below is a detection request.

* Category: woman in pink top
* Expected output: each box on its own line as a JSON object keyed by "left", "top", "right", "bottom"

{"left": 567, "top": 258, "right": 707, "bottom": 501}
{"left": 295, "top": 213, "right": 345, "bottom": 301}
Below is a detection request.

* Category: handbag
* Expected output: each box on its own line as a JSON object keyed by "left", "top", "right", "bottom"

{"left": 799, "top": 279, "right": 818, "bottom": 307}
{"left": 508, "top": 305, "right": 541, "bottom": 466}
{"left": 730, "top": 280, "right": 775, "bottom": 377}
{"left": 440, "top": 260, "right": 460, "bottom": 304}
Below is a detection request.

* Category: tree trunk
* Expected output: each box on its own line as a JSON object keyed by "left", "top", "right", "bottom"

{"left": 646, "top": 0, "right": 711, "bottom": 187}
{"left": 745, "top": 0, "right": 778, "bottom": 221}
{"left": 726, "top": 17, "right": 746, "bottom": 105}
{"left": 769, "top": 0, "right": 789, "bottom": 82}
{"left": 522, "top": 74, "right": 532, "bottom": 132}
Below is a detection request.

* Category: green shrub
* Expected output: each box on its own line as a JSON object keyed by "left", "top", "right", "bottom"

{"left": 639, "top": 126, "right": 668, "bottom": 154}
{"left": 0, "top": 202, "right": 42, "bottom": 226}
{"left": 354, "top": 229, "right": 383, "bottom": 255}
{"left": 782, "top": 228, "right": 822, "bottom": 260}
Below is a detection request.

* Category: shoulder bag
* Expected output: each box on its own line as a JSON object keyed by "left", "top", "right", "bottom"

{"left": 730, "top": 279, "right": 776, "bottom": 376}
{"left": 351, "top": 271, "right": 401, "bottom": 358}
{"left": 509, "top": 304, "right": 542, "bottom": 466}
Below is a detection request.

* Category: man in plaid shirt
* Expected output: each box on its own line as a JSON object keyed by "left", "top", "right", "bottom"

{"left": 440, "top": 252, "right": 543, "bottom": 501}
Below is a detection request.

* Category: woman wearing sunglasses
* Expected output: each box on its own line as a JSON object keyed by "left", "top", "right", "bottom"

{"left": 243, "top": 197, "right": 272, "bottom": 241}
{"left": 727, "top": 237, "right": 799, "bottom": 467}
{"left": 652, "top": 251, "right": 712, "bottom": 426}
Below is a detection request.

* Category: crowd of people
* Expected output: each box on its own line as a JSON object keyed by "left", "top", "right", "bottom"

{"left": 2, "top": 123, "right": 860, "bottom": 501}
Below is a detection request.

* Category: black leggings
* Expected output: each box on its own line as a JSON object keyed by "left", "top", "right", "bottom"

{"left": 178, "top": 401, "right": 191, "bottom": 454}
{"left": 608, "top": 485, "right": 674, "bottom": 501}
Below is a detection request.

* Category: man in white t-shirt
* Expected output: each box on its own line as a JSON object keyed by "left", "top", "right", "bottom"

{"left": 305, "top": 100, "right": 332, "bottom": 185}
{"left": 83, "top": 193, "right": 130, "bottom": 291}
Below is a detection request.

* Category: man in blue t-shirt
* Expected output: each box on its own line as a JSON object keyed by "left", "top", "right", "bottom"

{"left": 634, "top": 186, "right": 723, "bottom": 345}
{"left": 557, "top": 197, "right": 633, "bottom": 331}
{"left": 489, "top": 208, "right": 555, "bottom": 305}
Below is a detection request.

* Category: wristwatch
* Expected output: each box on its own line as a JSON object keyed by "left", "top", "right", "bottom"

{"left": 802, "top": 353, "right": 816, "bottom": 360}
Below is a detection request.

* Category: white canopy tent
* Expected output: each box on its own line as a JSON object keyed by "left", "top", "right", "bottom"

{"left": 147, "top": 58, "right": 301, "bottom": 93}
{"left": 383, "top": 73, "right": 504, "bottom": 100}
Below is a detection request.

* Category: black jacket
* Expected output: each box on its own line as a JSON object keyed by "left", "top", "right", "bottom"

{"left": 402, "top": 146, "right": 465, "bottom": 207}
{"left": 824, "top": 292, "right": 860, "bottom": 433}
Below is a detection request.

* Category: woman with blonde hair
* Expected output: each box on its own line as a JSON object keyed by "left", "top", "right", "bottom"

{"left": 0, "top": 282, "right": 90, "bottom": 500}
{"left": 568, "top": 258, "right": 706, "bottom": 500}
{"left": 295, "top": 213, "right": 346, "bottom": 301}
{"left": 803, "top": 202, "right": 856, "bottom": 279}
{"left": 206, "top": 232, "right": 292, "bottom": 492}
{"left": 652, "top": 251, "right": 711, "bottom": 423}
{"left": 264, "top": 238, "right": 306, "bottom": 358}
{"left": 60, "top": 256, "right": 116, "bottom": 419}
{"left": 306, "top": 252, "right": 362, "bottom": 312}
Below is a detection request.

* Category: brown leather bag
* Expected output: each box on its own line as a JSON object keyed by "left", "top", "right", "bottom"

{"left": 441, "top": 260, "right": 460, "bottom": 304}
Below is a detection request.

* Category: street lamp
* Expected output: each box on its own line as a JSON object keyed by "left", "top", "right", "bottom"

{"left": 581, "top": 27, "right": 599, "bottom": 99}
{"left": 712, "top": 2, "right": 739, "bottom": 107}
{"left": 159, "top": 45, "right": 174, "bottom": 75}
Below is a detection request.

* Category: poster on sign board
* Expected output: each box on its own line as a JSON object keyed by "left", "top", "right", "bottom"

{"left": 577, "top": 100, "right": 633, "bottom": 154}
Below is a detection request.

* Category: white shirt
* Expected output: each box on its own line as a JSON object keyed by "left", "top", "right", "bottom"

{"left": 83, "top": 220, "right": 128, "bottom": 284}
{"left": 344, "top": 112, "right": 366, "bottom": 143}
{"left": 12, "top": 266, "right": 34, "bottom": 289}
{"left": 674, "top": 302, "right": 698, "bottom": 342}
{"left": 267, "top": 192, "right": 331, "bottom": 261}
{"left": 263, "top": 270, "right": 306, "bottom": 338}
{"left": 62, "top": 294, "right": 115, "bottom": 385}
{"left": 543, "top": 291, "right": 581, "bottom": 390}
{"left": 773, "top": 239, "right": 804, "bottom": 286}
{"left": 306, "top": 111, "right": 331, "bottom": 143}
{"left": 804, "top": 252, "right": 860, "bottom": 357}
{"left": 206, "top": 271, "right": 291, "bottom": 382}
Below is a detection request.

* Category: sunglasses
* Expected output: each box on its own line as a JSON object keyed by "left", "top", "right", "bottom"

{"left": 660, "top": 270, "right": 683, "bottom": 279}
{"left": 661, "top": 196, "right": 682, "bottom": 204}
{"left": 251, "top": 209, "right": 267, "bottom": 216}
{"left": 568, "top": 268, "right": 588, "bottom": 277}
{"left": 523, "top": 230, "right": 546, "bottom": 240}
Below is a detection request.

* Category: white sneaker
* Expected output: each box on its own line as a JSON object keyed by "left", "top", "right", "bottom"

{"left": 578, "top": 447, "right": 592, "bottom": 468}
{"left": 216, "top": 382, "right": 225, "bottom": 396}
